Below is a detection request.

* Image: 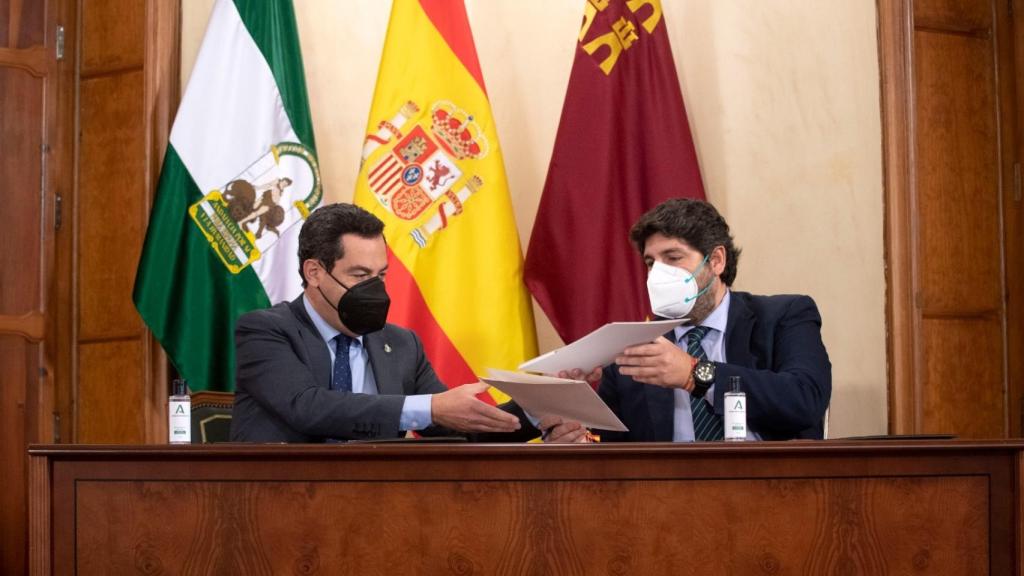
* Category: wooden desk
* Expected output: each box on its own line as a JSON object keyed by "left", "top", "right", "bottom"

{"left": 29, "top": 441, "right": 1024, "bottom": 575}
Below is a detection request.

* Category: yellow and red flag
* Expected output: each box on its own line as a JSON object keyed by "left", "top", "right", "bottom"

{"left": 354, "top": 0, "right": 537, "bottom": 401}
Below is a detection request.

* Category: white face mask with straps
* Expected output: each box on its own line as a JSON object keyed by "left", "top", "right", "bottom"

{"left": 646, "top": 255, "right": 712, "bottom": 319}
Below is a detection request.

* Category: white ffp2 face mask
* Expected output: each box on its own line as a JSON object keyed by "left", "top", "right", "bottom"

{"left": 646, "top": 256, "right": 711, "bottom": 319}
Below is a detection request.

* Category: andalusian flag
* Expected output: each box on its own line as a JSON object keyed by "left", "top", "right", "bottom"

{"left": 134, "top": 0, "right": 320, "bottom": 392}
{"left": 354, "top": 0, "right": 537, "bottom": 399}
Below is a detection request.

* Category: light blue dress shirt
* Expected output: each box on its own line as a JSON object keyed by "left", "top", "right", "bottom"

{"left": 670, "top": 291, "right": 760, "bottom": 442}
{"left": 303, "top": 295, "right": 432, "bottom": 431}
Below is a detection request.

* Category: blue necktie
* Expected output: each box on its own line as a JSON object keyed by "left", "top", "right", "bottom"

{"left": 685, "top": 326, "right": 724, "bottom": 441}
{"left": 332, "top": 334, "right": 353, "bottom": 393}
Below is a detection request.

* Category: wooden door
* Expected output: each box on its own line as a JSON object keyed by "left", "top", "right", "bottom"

{"left": 881, "top": 0, "right": 1024, "bottom": 437}
{"left": 0, "top": 1, "right": 75, "bottom": 573}
{"left": 1, "top": 1, "right": 178, "bottom": 572}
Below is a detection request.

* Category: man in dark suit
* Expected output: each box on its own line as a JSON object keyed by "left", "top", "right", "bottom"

{"left": 547, "top": 199, "right": 831, "bottom": 442}
{"left": 230, "top": 203, "right": 523, "bottom": 442}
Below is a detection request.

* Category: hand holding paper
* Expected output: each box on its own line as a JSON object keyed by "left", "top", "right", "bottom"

{"left": 480, "top": 369, "right": 627, "bottom": 432}
{"left": 518, "top": 319, "right": 685, "bottom": 375}
{"left": 537, "top": 414, "right": 589, "bottom": 443}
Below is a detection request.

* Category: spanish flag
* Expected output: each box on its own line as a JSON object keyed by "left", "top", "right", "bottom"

{"left": 354, "top": 0, "right": 537, "bottom": 401}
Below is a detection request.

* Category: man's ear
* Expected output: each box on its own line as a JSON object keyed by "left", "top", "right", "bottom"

{"left": 302, "top": 259, "right": 320, "bottom": 287}
{"left": 710, "top": 246, "right": 727, "bottom": 276}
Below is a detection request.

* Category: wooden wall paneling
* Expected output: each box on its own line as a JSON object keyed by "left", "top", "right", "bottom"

{"left": 914, "top": 31, "right": 1000, "bottom": 314}
{"left": 881, "top": 0, "right": 1018, "bottom": 437}
{"left": 77, "top": 340, "right": 146, "bottom": 443}
{"left": 74, "top": 0, "right": 148, "bottom": 444}
{"left": 880, "top": 0, "right": 919, "bottom": 434}
{"left": 77, "top": 70, "right": 147, "bottom": 342}
{"left": 141, "top": 0, "right": 181, "bottom": 443}
{"left": 913, "top": 5, "right": 1006, "bottom": 437}
{"left": 80, "top": 0, "right": 144, "bottom": 75}
{"left": 980, "top": 0, "right": 1022, "bottom": 439}
{"left": 921, "top": 318, "right": 1006, "bottom": 436}
{"left": 913, "top": 0, "right": 992, "bottom": 31}
{"left": 72, "top": 0, "right": 181, "bottom": 445}
{"left": 1010, "top": 0, "right": 1024, "bottom": 438}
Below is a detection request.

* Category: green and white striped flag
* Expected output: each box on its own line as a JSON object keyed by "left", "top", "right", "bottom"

{"left": 134, "top": 0, "right": 320, "bottom": 392}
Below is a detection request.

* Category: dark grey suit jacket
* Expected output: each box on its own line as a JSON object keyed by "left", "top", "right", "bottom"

{"left": 230, "top": 295, "right": 454, "bottom": 442}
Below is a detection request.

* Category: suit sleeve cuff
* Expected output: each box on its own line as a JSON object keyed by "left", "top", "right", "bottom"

{"left": 399, "top": 394, "right": 433, "bottom": 431}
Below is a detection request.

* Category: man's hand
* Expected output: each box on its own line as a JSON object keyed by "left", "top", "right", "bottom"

{"left": 538, "top": 415, "right": 590, "bottom": 443}
{"left": 431, "top": 383, "right": 522, "bottom": 433}
{"left": 616, "top": 336, "right": 694, "bottom": 390}
{"left": 557, "top": 367, "right": 602, "bottom": 385}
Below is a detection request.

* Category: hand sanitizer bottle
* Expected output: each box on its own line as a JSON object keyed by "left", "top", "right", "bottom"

{"left": 724, "top": 376, "right": 746, "bottom": 441}
{"left": 168, "top": 379, "right": 191, "bottom": 444}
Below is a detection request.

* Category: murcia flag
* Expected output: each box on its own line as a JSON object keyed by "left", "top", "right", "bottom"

{"left": 134, "top": 0, "right": 319, "bottom": 392}
{"left": 354, "top": 0, "right": 537, "bottom": 400}
{"left": 525, "top": 0, "right": 705, "bottom": 343}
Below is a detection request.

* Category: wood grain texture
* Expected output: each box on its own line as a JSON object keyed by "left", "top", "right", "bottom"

{"left": 77, "top": 340, "right": 146, "bottom": 443}
{"left": 0, "top": 8, "right": 52, "bottom": 571}
{"left": 71, "top": 476, "right": 987, "bottom": 575}
{"left": 1006, "top": 0, "right": 1024, "bottom": 438}
{"left": 140, "top": 0, "right": 180, "bottom": 444}
{"left": 0, "top": 336, "right": 30, "bottom": 574}
{"left": 28, "top": 452, "right": 50, "bottom": 576}
{"left": 2, "top": 0, "right": 44, "bottom": 49}
{"left": 913, "top": 0, "right": 992, "bottom": 32}
{"left": 0, "top": 311, "right": 45, "bottom": 341}
{"left": 922, "top": 318, "right": 1005, "bottom": 437}
{"left": 879, "top": 0, "right": 918, "bottom": 435}
{"left": 29, "top": 441, "right": 1022, "bottom": 576}
{"left": 0, "top": 66, "right": 43, "bottom": 316}
{"left": 914, "top": 28, "right": 1001, "bottom": 314}
{"left": 78, "top": 69, "right": 146, "bottom": 341}
{"left": 879, "top": 0, "right": 1020, "bottom": 438}
{"left": 80, "top": 0, "right": 144, "bottom": 76}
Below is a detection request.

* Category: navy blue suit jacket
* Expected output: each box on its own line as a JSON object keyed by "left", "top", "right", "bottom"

{"left": 597, "top": 291, "right": 832, "bottom": 441}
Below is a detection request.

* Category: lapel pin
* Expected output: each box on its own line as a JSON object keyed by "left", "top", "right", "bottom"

{"left": 384, "top": 343, "right": 392, "bottom": 354}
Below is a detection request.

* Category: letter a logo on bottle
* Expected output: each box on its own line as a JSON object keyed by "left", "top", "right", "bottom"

{"left": 733, "top": 399, "right": 744, "bottom": 410}
{"left": 175, "top": 405, "right": 186, "bottom": 415}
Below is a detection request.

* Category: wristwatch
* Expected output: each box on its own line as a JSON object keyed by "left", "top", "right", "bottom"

{"left": 691, "top": 360, "right": 716, "bottom": 398}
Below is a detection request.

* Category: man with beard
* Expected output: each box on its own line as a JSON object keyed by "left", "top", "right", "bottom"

{"left": 546, "top": 199, "right": 832, "bottom": 442}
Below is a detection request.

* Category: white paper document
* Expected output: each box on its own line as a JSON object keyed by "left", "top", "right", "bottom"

{"left": 517, "top": 319, "right": 686, "bottom": 375}
{"left": 481, "top": 369, "right": 628, "bottom": 432}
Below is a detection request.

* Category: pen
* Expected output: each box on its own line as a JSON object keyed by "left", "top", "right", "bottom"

{"left": 540, "top": 426, "right": 555, "bottom": 442}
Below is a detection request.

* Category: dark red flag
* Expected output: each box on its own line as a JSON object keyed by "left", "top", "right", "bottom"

{"left": 525, "top": 0, "right": 706, "bottom": 343}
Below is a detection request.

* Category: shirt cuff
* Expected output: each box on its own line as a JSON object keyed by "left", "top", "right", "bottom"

{"left": 399, "top": 394, "right": 433, "bottom": 431}
{"left": 522, "top": 409, "right": 542, "bottom": 429}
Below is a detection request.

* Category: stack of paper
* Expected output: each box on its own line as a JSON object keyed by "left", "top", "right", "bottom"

{"left": 517, "top": 319, "right": 685, "bottom": 374}
{"left": 481, "top": 369, "right": 627, "bottom": 431}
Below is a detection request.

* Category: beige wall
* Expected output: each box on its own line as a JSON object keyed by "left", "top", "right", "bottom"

{"left": 182, "top": 0, "right": 886, "bottom": 438}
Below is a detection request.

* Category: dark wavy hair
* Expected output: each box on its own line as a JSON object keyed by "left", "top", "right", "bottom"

{"left": 297, "top": 203, "right": 384, "bottom": 286}
{"left": 629, "top": 198, "right": 741, "bottom": 286}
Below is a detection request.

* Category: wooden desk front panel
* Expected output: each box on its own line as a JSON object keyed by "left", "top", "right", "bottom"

{"left": 32, "top": 442, "right": 1020, "bottom": 575}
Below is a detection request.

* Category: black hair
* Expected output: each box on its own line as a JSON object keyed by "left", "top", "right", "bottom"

{"left": 628, "top": 198, "right": 741, "bottom": 286}
{"left": 297, "top": 203, "right": 384, "bottom": 286}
